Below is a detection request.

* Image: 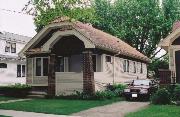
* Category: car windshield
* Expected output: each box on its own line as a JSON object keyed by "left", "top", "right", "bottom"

{"left": 133, "top": 80, "right": 150, "bottom": 86}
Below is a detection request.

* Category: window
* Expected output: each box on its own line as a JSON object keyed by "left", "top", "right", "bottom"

{"left": 5, "top": 42, "right": 16, "bottom": 53}
{"left": 35, "top": 57, "right": 48, "bottom": 76}
{"left": 123, "top": 60, "right": 129, "bottom": 72}
{"left": 22, "top": 65, "right": 25, "bottom": 77}
{"left": 0, "top": 63, "right": 7, "bottom": 68}
{"left": 17, "top": 65, "right": 26, "bottom": 77}
{"left": 36, "top": 58, "right": 41, "bottom": 76}
{"left": 140, "top": 63, "right": 143, "bottom": 73}
{"left": 133, "top": 62, "right": 136, "bottom": 73}
{"left": 106, "top": 56, "right": 111, "bottom": 62}
{"left": 56, "top": 57, "right": 64, "bottom": 72}
{"left": 11, "top": 43, "right": 16, "bottom": 53}
{"left": 5, "top": 42, "right": 10, "bottom": 52}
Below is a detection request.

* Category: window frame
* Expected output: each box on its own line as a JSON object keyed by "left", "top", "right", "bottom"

{"left": 17, "top": 64, "right": 26, "bottom": 78}
{"left": 105, "top": 55, "right": 112, "bottom": 63}
{"left": 133, "top": 62, "right": 136, "bottom": 73}
{"left": 123, "top": 59, "right": 129, "bottom": 73}
{"left": 11, "top": 43, "right": 16, "bottom": 53}
{"left": 35, "top": 57, "right": 48, "bottom": 77}
{"left": 140, "top": 63, "right": 143, "bottom": 74}
{"left": 5, "top": 41, "right": 11, "bottom": 52}
{"left": 0, "top": 63, "right": 7, "bottom": 68}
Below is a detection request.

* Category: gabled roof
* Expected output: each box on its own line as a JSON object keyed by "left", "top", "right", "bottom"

{"left": 20, "top": 17, "right": 150, "bottom": 63}
{"left": 158, "top": 21, "right": 180, "bottom": 51}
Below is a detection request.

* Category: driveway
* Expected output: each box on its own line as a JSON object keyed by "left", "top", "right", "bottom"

{"left": 71, "top": 101, "right": 149, "bottom": 117}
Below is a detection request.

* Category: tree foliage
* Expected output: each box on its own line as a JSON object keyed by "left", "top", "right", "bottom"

{"left": 23, "top": 0, "right": 180, "bottom": 58}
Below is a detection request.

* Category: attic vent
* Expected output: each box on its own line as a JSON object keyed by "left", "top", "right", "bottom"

{"left": 86, "top": 23, "right": 92, "bottom": 27}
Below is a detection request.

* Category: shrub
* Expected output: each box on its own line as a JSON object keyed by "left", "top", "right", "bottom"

{"left": 106, "top": 84, "right": 127, "bottom": 96}
{"left": 173, "top": 84, "right": 180, "bottom": 101}
{"left": 151, "top": 88, "right": 171, "bottom": 105}
{"left": 0, "top": 83, "right": 32, "bottom": 98}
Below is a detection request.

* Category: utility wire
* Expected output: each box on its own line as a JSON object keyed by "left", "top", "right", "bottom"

{"left": 0, "top": 8, "right": 34, "bottom": 16}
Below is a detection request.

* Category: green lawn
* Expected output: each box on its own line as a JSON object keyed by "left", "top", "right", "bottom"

{"left": 0, "top": 98, "right": 122, "bottom": 115}
{"left": 0, "top": 96, "right": 16, "bottom": 102}
{"left": 125, "top": 105, "right": 180, "bottom": 117}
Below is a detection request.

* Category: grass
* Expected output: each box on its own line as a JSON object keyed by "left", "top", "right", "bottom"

{"left": 125, "top": 105, "right": 180, "bottom": 117}
{"left": 0, "top": 96, "right": 16, "bottom": 102}
{"left": 0, "top": 98, "right": 122, "bottom": 115}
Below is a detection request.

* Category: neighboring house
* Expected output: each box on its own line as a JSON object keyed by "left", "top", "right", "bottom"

{"left": 19, "top": 17, "right": 150, "bottom": 96}
{"left": 159, "top": 21, "right": 180, "bottom": 84}
{"left": 0, "top": 31, "right": 31, "bottom": 86}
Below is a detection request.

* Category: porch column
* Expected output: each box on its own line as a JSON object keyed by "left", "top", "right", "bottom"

{"left": 82, "top": 51, "right": 95, "bottom": 95}
{"left": 48, "top": 53, "right": 56, "bottom": 96}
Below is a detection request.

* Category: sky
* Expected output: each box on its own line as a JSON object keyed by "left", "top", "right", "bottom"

{"left": 0, "top": 0, "right": 36, "bottom": 37}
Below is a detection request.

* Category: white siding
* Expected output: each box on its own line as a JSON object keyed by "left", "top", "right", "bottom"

{"left": 55, "top": 72, "right": 83, "bottom": 95}
{"left": 94, "top": 54, "right": 147, "bottom": 91}
{"left": 0, "top": 61, "right": 26, "bottom": 86}
{"left": 0, "top": 34, "right": 30, "bottom": 86}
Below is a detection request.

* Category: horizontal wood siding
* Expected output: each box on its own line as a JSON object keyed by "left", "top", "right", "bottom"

{"left": 94, "top": 56, "right": 147, "bottom": 91}
{"left": 55, "top": 72, "right": 83, "bottom": 95}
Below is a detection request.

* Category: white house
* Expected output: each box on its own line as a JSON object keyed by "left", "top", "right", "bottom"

{"left": 0, "top": 31, "right": 31, "bottom": 86}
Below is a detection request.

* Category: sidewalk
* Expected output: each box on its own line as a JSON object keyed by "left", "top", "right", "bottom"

{"left": 0, "top": 109, "right": 80, "bottom": 117}
{"left": 0, "top": 99, "right": 32, "bottom": 104}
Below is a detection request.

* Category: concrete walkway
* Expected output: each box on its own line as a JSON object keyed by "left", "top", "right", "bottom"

{"left": 0, "top": 99, "right": 32, "bottom": 104}
{"left": 0, "top": 109, "right": 80, "bottom": 117}
{"left": 71, "top": 101, "right": 149, "bottom": 117}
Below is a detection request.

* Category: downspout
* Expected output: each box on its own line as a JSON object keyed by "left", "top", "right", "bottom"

{"left": 113, "top": 52, "right": 121, "bottom": 84}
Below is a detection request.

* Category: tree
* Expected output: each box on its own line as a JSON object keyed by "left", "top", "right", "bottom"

{"left": 92, "top": 0, "right": 172, "bottom": 58}
{"left": 148, "top": 55, "right": 169, "bottom": 78}
{"left": 23, "top": 0, "right": 180, "bottom": 58}
{"left": 23, "top": 0, "right": 94, "bottom": 31}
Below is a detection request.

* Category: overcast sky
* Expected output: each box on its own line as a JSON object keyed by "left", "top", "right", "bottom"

{"left": 0, "top": 0, "right": 36, "bottom": 37}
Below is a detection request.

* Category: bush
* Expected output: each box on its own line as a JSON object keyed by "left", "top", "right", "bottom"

{"left": 55, "top": 83, "right": 126, "bottom": 100}
{"left": 173, "top": 84, "right": 180, "bottom": 101}
{"left": 106, "top": 84, "right": 127, "bottom": 96}
{"left": 151, "top": 88, "right": 171, "bottom": 105}
{"left": 0, "top": 83, "right": 32, "bottom": 98}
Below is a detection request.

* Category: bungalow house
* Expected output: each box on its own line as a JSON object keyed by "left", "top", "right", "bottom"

{"left": 19, "top": 17, "right": 150, "bottom": 96}
{"left": 0, "top": 31, "right": 31, "bottom": 86}
{"left": 159, "top": 21, "right": 180, "bottom": 84}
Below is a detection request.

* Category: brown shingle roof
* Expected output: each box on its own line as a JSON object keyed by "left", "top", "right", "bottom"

{"left": 49, "top": 17, "right": 150, "bottom": 63}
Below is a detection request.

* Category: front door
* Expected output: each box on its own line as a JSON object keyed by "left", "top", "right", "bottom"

{"left": 175, "top": 50, "right": 180, "bottom": 83}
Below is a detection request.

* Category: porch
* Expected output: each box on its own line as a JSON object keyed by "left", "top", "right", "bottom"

{"left": 26, "top": 35, "right": 101, "bottom": 96}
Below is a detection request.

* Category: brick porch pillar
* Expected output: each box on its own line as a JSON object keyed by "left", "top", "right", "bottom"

{"left": 82, "top": 51, "right": 95, "bottom": 95}
{"left": 48, "top": 53, "right": 56, "bottom": 96}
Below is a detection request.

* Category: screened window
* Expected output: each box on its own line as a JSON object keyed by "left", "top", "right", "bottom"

{"left": 140, "top": 63, "right": 143, "bottom": 73}
{"left": 17, "top": 65, "right": 26, "bottom": 77}
{"left": 35, "top": 58, "right": 48, "bottom": 76}
{"left": 5, "top": 42, "right": 16, "bottom": 53}
{"left": 36, "top": 58, "right": 41, "bottom": 76}
{"left": 56, "top": 57, "right": 64, "bottom": 72}
{"left": 11, "top": 43, "right": 16, "bottom": 53}
{"left": 106, "top": 56, "right": 111, "bottom": 62}
{"left": 22, "top": 65, "right": 25, "bottom": 77}
{"left": 133, "top": 62, "right": 136, "bottom": 73}
{"left": 0, "top": 63, "right": 7, "bottom": 68}
{"left": 17, "top": 65, "right": 21, "bottom": 77}
{"left": 123, "top": 60, "right": 129, "bottom": 72}
{"left": 5, "top": 42, "right": 10, "bottom": 52}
